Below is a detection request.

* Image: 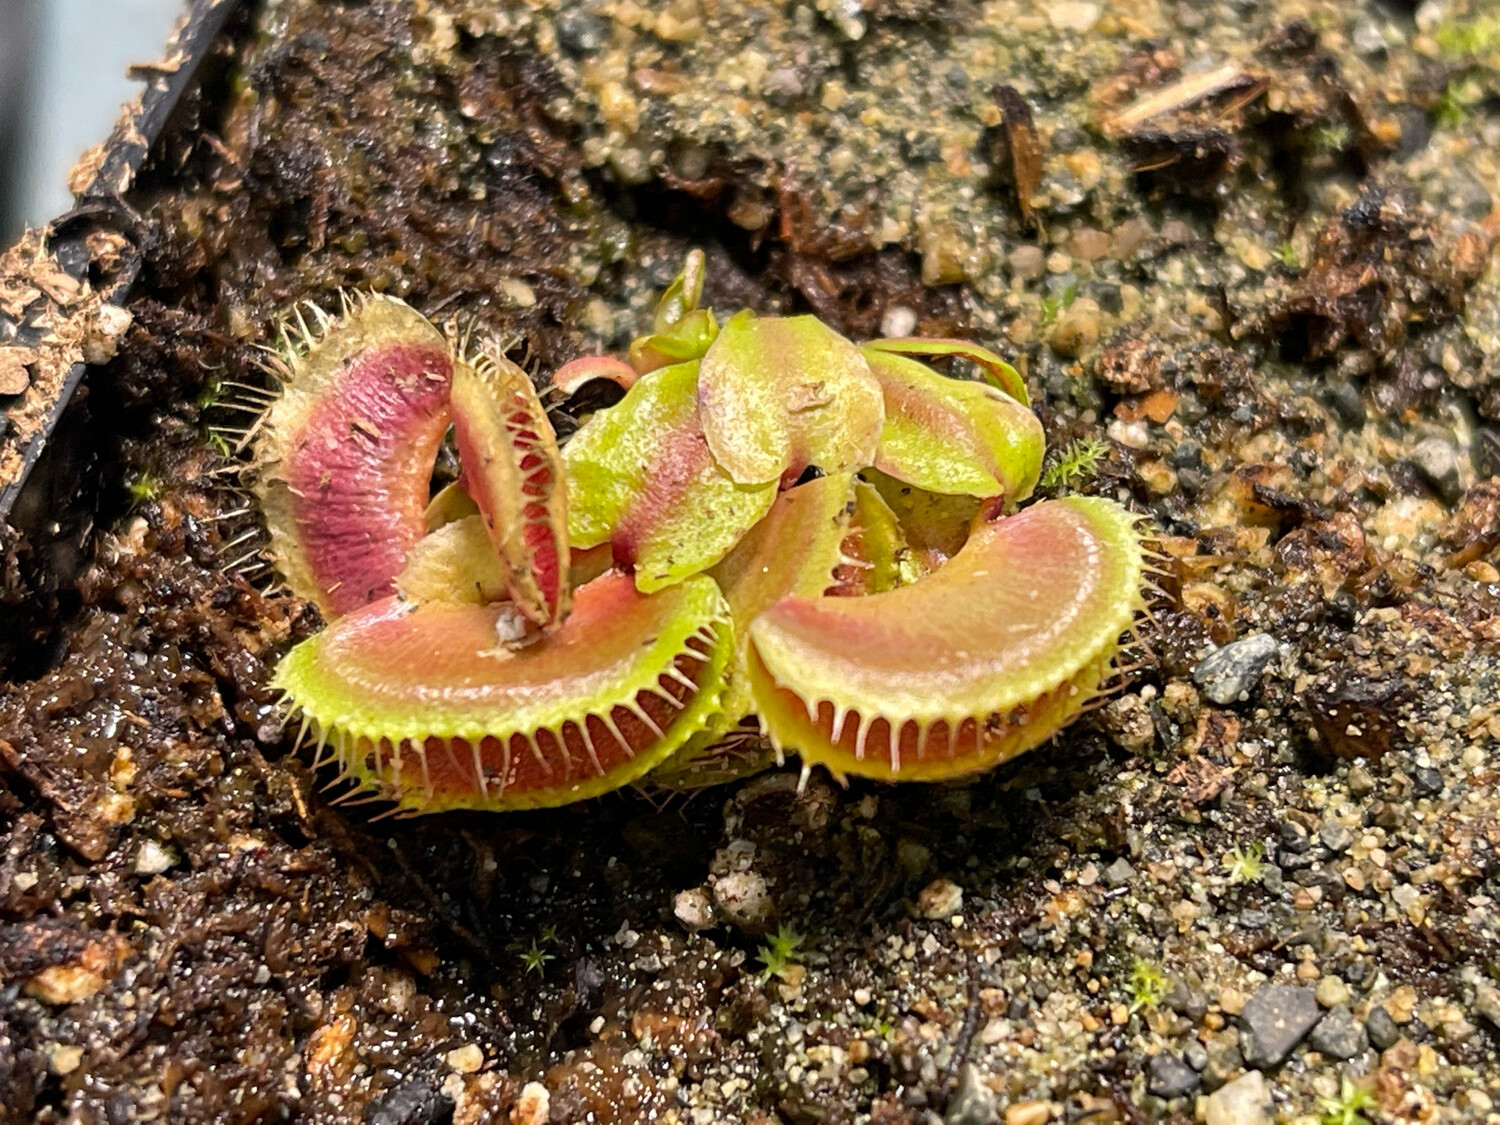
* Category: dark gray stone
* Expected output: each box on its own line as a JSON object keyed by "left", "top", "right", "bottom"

{"left": 1323, "top": 381, "right": 1366, "bottom": 430}
{"left": 1167, "top": 440, "right": 1203, "bottom": 469}
{"left": 1279, "top": 821, "right": 1310, "bottom": 855}
{"left": 1366, "top": 1006, "right": 1401, "bottom": 1050}
{"left": 1192, "top": 634, "right": 1278, "bottom": 705}
{"left": 1240, "top": 985, "right": 1321, "bottom": 1067}
{"left": 1167, "top": 981, "right": 1209, "bottom": 1022}
{"left": 1184, "top": 1040, "right": 1209, "bottom": 1072}
{"left": 1412, "top": 766, "right": 1443, "bottom": 799}
{"left": 1319, "top": 821, "right": 1354, "bottom": 854}
{"left": 1147, "top": 1053, "right": 1200, "bottom": 1098}
{"left": 1309, "top": 1005, "right": 1368, "bottom": 1060}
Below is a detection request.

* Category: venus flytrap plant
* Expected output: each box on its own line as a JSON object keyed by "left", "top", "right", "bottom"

{"left": 255, "top": 252, "right": 1150, "bottom": 813}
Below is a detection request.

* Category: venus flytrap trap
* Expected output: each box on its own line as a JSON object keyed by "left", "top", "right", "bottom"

{"left": 253, "top": 253, "right": 1150, "bottom": 814}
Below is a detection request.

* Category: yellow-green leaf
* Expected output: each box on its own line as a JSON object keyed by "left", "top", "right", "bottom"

{"left": 563, "top": 360, "right": 776, "bottom": 592}
{"left": 697, "top": 311, "right": 884, "bottom": 485}
{"left": 863, "top": 348, "right": 1044, "bottom": 502}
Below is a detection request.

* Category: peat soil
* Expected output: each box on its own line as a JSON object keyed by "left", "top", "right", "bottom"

{"left": 4, "top": 0, "right": 1500, "bottom": 1122}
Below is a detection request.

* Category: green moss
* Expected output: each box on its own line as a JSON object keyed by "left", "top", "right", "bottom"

{"left": 1435, "top": 17, "right": 1500, "bottom": 58}
{"left": 520, "top": 940, "right": 554, "bottom": 976}
{"left": 1223, "top": 842, "right": 1265, "bottom": 885}
{"left": 1128, "top": 959, "right": 1170, "bottom": 1013}
{"left": 756, "top": 923, "right": 806, "bottom": 982}
{"left": 126, "top": 472, "right": 161, "bottom": 508}
{"left": 1039, "top": 437, "right": 1109, "bottom": 493}
{"left": 1435, "top": 77, "right": 1482, "bottom": 130}
{"left": 1318, "top": 1076, "right": 1378, "bottom": 1125}
{"left": 1040, "top": 282, "right": 1079, "bottom": 327}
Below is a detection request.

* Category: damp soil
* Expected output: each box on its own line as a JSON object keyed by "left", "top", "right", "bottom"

{"left": 4, "top": 1, "right": 1500, "bottom": 1122}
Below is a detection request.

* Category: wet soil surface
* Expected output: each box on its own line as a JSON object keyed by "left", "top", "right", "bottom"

{"left": 4, "top": 0, "right": 1500, "bottom": 1122}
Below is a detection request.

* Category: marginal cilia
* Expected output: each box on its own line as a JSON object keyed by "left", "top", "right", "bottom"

{"left": 248, "top": 254, "right": 1151, "bottom": 814}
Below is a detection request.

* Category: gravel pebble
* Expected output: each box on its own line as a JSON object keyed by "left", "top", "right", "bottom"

{"left": 917, "top": 878, "right": 964, "bottom": 920}
{"left": 1319, "top": 821, "right": 1354, "bottom": 853}
{"left": 134, "top": 839, "right": 178, "bottom": 875}
{"left": 1184, "top": 1040, "right": 1209, "bottom": 1072}
{"left": 1278, "top": 821, "right": 1310, "bottom": 854}
{"left": 1347, "top": 765, "right": 1377, "bottom": 796}
{"left": 1315, "top": 976, "right": 1350, "bottom": 1009}
{"left": 555, "top": 10, "right": 608, "bottom": 55}
{"left": 1202, "top": 1041, "right": 1244, "bottom": 1091}
{"left": 1146, "top": 1052, "right": 1199, "bottom": 1098}
{"left": 1412, "top": 765, "right": 1444, "bottom": 798}
{"left": 880, "top": 305, "right": 918, "bottom": 339}
{"left": 1309, "top": 1004, "right": 1369, "bottom": 1060}
{"left": 1472, "top": 982, "right": 1500, "bottom": 1030}
{"left": 1367, "top": 1006, "right": 1402, "bottom": 1050}
{"left": 1201, "top": 1069, "right": 1272, "bottom": 1125}
{"left": 1411, "top": 436, "right": 1462, "bottom": 504}
{"left": 1103, "top": 857, "right": 1134, "bottom": 886}
{"left": 673, "top": 887, "right": 715, "bottom": 932}
{"left": 1239, "top": 984, "right": 1321, "bottom": 1068}
{"left": 1192, "top": 634, "right": 1279, "bottom": 705}
{"left": 711, "top": 870, "right": 773, "bottom": 930}
{"left": 945, "top": 1063, "right": 996, "bottom": 1125}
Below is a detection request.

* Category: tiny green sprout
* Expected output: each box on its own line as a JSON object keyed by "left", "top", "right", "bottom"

{"left": 1223, "top": 842, "right": 1265, "bottom": 885}
{"left": 126, "top": 472, "right": 160, "bottom": 508}
{"left": 1128, "top": 959, "right": 1170, "bottom": 1013}
{"left": 1040, "top": 282, "right": 1079, "bottom": 327}
{"left": 195, "top": 376, "right": 223, "bottom": 411}
{"left": 871, "top": 1016, "right": 895, "bottom": 1040}
{"left": 538, "top": 923, "right": 560, "bottom": 945}
{"left": 1040, "top": 437, "right": 1109, "bottom": 493}
{"left": 1435, "top": 78, "right": 1481, "bottom": 131}
{"left": 1276, "top": 241, "right": 1300, "bottom": 269}
{"left": 1310, "top": 121, "right": 1351, "bottom": 154}
{"left": 1435, "top": 16, "right": 1500, "bottom": 58}
{"left": 756, "top": 923, "right": 806, "bottom": 983}
{"left": 1318, "top": 1075, "right": 1378, "bottom": 1125}
{"left": 205, "top": 431, "right": 234, "bottom": 458}
{"left": 520, "top": 940, "right": 555, "bottom": 976}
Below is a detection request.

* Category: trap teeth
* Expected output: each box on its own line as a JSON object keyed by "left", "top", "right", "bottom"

{"left": 253, "top": 295, "right": 455, "bottom": 618}
{"left": 450, "top": 341, "right": 571, "bottom": 629}
{"left": 274, "top": 572, "right": 735, "bottom": 813}
{"left": 250, "top": 259, "right": 1149, "bottom": 808}
{"left": 745, "top": 496, "right": 1146, "bottom": 781}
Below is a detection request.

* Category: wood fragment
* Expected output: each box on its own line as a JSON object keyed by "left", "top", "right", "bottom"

{"left": 0, "top": 347, "right": 37, "bottom": 396}
{"left": 1105, "top": 64, "right": 1264, "bottom": 136}
{"left": 993, "top": 84, "right": 1042, "bottom": 226}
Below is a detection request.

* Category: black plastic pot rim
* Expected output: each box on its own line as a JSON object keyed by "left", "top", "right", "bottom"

{"left": 0, "top": 0, "right": 243, "bottom": 528}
